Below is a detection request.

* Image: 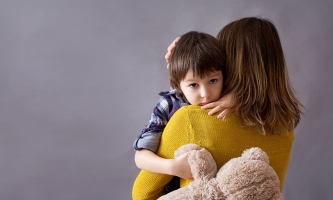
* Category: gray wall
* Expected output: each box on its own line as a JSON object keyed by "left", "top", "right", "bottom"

{"left": 1, "top": 0, "right": 332, "bottom": 199}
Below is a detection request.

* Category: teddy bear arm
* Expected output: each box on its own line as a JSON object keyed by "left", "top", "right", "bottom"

{"left": 187, "top": 148, "right": 218, "bottom": 180}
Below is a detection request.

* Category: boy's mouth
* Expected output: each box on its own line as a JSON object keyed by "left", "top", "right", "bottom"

{"left": 200, "top": 102, "right": 209, "bottom": 106}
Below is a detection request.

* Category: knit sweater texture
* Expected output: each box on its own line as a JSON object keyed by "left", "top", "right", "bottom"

{"left": 132, "top": 105, "right": 294, "bottom": 200}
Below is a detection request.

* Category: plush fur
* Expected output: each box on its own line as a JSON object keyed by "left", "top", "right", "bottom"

{"left": 158, "top": 144, "right": 283, "bottom": 200}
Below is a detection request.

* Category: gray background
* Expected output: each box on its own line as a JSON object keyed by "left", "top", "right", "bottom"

{"left": 1, "top": 0, "right": 332, "bottom": 199}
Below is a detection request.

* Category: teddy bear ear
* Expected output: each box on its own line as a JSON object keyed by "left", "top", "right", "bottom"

{"left": 174, "top": 144, "right": 203, "bottom": 158}
{"left": 241, "top": 147, "right": 269, "bottom": 164}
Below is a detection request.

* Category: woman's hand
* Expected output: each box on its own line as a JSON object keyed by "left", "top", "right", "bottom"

{"left": 165, "top": 37, "right": 180, "bottom": 69}
{"left": 170, "top": 152, "right": 193, "bottom": 180}
{"left": 201, "top": 93, "right": 235, "bottom": 119}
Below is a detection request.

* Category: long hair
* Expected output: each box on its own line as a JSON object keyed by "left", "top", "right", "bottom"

{"left": 217, "top": 17, "right": 304, "bottom": 134}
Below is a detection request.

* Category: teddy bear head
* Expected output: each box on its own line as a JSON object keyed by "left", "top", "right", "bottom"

{"left": 216, "top": 147, "right": 283, "bottom": 200}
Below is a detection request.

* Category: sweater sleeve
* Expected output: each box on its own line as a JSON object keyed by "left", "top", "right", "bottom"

{"left": 132, "top": 106, "right": 192, "bottom": 200}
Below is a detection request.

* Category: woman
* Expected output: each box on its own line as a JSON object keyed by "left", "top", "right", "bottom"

{"left": 132, "top": 17, "right": 304, "bottom": 200}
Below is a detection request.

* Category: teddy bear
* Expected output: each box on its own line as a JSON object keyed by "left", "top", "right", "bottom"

{"left": 158, "top": 144, "right": 283, "bottom": 200}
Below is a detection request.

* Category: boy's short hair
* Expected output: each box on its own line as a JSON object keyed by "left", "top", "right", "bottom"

{"left": 168, "top": 31, "right": 226, "bottom": 92}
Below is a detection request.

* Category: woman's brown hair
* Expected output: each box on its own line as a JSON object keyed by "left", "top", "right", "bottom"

{"left": 169, "top": 31, "right": 226, "bottom": 92}
{"left": 217, "top": 17, "right": 304, "bottom": 134}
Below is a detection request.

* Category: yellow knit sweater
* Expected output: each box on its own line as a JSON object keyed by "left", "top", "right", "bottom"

{"left": 132, "top": 105, "right": 294, "bottom": 200}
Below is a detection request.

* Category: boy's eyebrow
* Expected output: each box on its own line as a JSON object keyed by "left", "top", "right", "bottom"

{"left": 182, "top": 78, "right": 198, "bottom": 82}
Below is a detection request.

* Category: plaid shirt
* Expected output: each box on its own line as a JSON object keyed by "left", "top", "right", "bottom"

{"left": 133, "top": 88, "right": 190, "bottom": 153}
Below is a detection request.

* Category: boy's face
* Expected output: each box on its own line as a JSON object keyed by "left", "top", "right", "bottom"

{"left": 179, "top": 69, "right": 223, "bottom": 106}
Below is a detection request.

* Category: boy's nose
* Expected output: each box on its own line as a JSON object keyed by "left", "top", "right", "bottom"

{"left": 200, "top": 87, "right": 211, "bottom": 98}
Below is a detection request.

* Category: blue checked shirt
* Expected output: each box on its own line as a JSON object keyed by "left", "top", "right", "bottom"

{"left": 133, "top": 88, "right": 190, "bottom": 153}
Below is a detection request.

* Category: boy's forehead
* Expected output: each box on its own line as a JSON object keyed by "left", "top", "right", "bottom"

{"left": 183, "top": 69, "right": 222, "bottom": 80}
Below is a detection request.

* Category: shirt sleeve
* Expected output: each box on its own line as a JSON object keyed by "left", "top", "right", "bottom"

{"left": 132, "top": 107, "right": 191, "bottom": 200}
{"left": 133, "top": 96, "right": 172, "bottom": 153}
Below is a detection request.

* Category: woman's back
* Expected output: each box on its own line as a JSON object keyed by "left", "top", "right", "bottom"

{"left": 133, "top": 105, "right": 294, "bottom": 199}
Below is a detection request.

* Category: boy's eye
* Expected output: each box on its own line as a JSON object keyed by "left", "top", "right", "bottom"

{"left": 209, "top": 79, "right": 218, "bottom": 84}
{"left": 189, "top": 83, "right": 198, "bottom": 88}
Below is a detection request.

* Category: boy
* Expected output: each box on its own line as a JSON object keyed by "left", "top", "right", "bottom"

{"left": 133, "top": 31, "right": 227, "bottom": 192}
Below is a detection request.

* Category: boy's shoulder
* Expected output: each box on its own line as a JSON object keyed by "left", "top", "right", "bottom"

{"left": 156, "top": 88, "right": 189, "bottom": 110}
{"left": 158, "top": 88, "right": 187, "bottom": 102}
{"left": 158, "top": 88, "right": 178, "bottom": 97}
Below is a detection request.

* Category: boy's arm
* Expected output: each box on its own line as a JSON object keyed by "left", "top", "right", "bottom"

{"left": 132, "top": 107, "right": 192, "bottom": 200}
{"left": 134, "top": 93, "right": 192, "bottom": 178}
{"left": 135, "top": 149, "right": 192, "bottom": 179}
{"left": 135, "top": 149, "right": 172, "bottom": 174}
{"left": 133, "top": 150, "right": 179, "bottom": 200}
{"left": 133, "top": 95, "right": 170, "bottom": 153}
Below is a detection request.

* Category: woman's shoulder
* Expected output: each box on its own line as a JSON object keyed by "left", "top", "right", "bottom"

{"left": 177, "top": 105, "right": 234, "bottom": 117}
{"left": 174, "top": 105, "right": 208, "bottom": 116}
{"left": 173, "top": 105, "right": 238, "bottom": 125}
{"left": 179, "top": 105, "right": 202, "bottom": 110}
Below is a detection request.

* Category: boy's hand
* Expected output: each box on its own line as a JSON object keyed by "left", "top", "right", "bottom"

{"left": 165, "top": 37, "right": 180, "bottom": 69}
{"left": 171, "top": 152, "right": 193, "bottom": 180}
{"left": 201, "top": 93, "right": 234, "bottom": 119}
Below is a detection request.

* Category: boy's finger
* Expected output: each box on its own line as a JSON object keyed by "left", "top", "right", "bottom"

{"left": 165, "top": 37, "right": 181, "bottom": 65}
{"left": 201, "top": 102, "right": 217, "bottom": 109}
{"left": 165, "top": 51, "right": 171, "bottom": 62}
{"left": 173, "top": 36, "right": 181, "bottom": 44}
{"left": 218, "top": 109, "right": 230, "bottom": 119}
{"left": 167, "top": 37, "right": 180, "bottom": 53}
{"left": 208, "top": 106, "right": 223, "bottom": 116}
